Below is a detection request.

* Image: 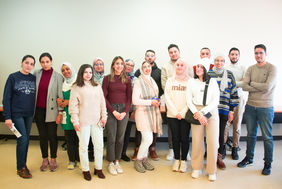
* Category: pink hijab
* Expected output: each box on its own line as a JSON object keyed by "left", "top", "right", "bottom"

{"left": 173, "top": 59, "right": 190, "bottom": 81}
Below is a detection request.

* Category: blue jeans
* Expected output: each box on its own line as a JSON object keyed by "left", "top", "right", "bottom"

{"left": 245, "top": 105, "right": 274, "bottom": 164}
{"left": 12, "top": 116, "right": 33, "bottom": 170}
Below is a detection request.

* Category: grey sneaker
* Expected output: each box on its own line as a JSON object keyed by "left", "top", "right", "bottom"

{"left": 134, "top": 160, "right": 146, "bottom": 173}
{"left": 142, "top": 158, "right": 154, "bottom": 171}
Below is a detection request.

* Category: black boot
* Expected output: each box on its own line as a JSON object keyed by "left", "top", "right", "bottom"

{"left": 232, "top": 147, "right": 239, "bottom": 160}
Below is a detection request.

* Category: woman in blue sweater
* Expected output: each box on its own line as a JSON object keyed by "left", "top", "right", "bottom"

{"left": 3, "top": 55, "right": 36, "bottom": 179}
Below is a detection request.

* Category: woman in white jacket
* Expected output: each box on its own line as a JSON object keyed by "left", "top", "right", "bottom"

{"left": 165, "top": 59, "right": 192, "bottom": 173}
{"left": 186, "top": 64, "right": 220, "bottom": 181}
{"left": 69, "top": 64, "right": 107, "bottom": 181}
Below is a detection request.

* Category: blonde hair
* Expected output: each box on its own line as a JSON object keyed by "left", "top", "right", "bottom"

{"left": 109, "top": 56, "right": 128, "bottom": 83}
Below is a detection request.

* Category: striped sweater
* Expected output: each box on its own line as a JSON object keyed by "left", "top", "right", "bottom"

{"left": 208, "top": 70, "right": 239, "bottom": 116}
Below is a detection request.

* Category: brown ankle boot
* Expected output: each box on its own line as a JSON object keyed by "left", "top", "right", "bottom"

{"left": 217, "top": 153, "right": 226, "bottom": 170}
{"left": 94, "top": 169, "right": 105, "bottom": 179}
{"left": 132, "top": 147, "right": 139, "bottom": 161}
{"left": 83, "top": 171, "right": 92, "bottom": 181}
{"left": 149, "top": 147, "right": 160, "bottom": 161}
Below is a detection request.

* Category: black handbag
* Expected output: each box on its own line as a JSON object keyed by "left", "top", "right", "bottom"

{"left": 185, "top": 78, "right": 211, "bottom": 125}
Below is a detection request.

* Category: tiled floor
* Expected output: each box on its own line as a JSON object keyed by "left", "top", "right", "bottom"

{"left": 0, "top": 139, "right": 281, "bottom": 189}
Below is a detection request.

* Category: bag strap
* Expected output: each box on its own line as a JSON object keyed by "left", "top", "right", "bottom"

{"left": 202, "top": 77, "right": 211, "bottom": 106}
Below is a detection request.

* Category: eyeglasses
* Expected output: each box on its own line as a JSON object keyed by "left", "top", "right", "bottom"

{"left": 126, "top": 64, "right": 134, "bottom": 67}
{"left": 94, "top": 63, "right": 103, "bottom": 66}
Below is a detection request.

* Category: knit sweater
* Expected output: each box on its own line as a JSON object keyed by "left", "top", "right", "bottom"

{"left": 208, "top": 70, "right": 239, "bottom": 116}
{"left": 242, "top": 62, "right": 277, "bottom": 108}
{"left": 164, "top": 78, "right": 189, "bottom": 118}
{"left": 186, "top": 78, "right": 219, "bottom": 115}
{"left": 3, "top": 71, "right": 36, "bottom": 119}
{"left": 69, "top": 82, "right": 107, "bottom": 127}
{"left": 102, "top": 75, "right": 132, "bottom": 113}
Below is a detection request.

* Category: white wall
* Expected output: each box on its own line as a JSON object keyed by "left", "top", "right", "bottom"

{"left": 1, "top": 0, "right": 282, "bottom": 107}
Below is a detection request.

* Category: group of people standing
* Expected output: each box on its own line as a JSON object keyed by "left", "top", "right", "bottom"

{"left": 2, "top": 43, "right": 277, "bottom": 182}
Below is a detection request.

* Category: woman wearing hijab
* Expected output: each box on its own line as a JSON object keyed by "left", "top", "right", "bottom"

{"left": 93, "top": 57, "right": 105, "bottom": 85}
{"left": 208, "top": 55, "right": 239, "bottom": 170}
{"left": 132, "top": 61, "right": 162, "bottom": 173}
{"left": 57, "top": 62, "right": 80, "bottom": 170}
{"left": 165, "top": 59, "right": 191, "bottom": 173}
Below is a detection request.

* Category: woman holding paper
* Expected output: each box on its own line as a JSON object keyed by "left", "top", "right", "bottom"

{"left": 3, "top": 55, "right": 36, "bottom": 179}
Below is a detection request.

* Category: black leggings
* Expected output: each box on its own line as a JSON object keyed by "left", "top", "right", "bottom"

{"left": 168, "top": 118, "right": 191, "bottom": 160}
{"left": 35, "top": 108, "right": 58, "bottom": 158}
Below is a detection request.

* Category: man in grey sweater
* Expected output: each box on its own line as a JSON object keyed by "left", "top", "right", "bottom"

{"left": 237, "top": 44, "right": 277, "bottom": 176}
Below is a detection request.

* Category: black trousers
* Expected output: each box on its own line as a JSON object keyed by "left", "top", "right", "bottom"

{"left": 64, "top": 130, "right": 80, "bottom": 162}
{"left": 168, "top": 118, "right": 191, "bottom": 160}
{"left": 35, "top": 108, "right": 58, "bottom": 158}
{"left": 218, "top": 115, "right": 228, "bottom": 155}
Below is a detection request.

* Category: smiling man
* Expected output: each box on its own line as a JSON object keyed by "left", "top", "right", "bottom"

{"left": 238, "top": 44, "right": 277, "bottom": 176}
{"left": 208, "top": 55, "right": 238, "bottom": 170}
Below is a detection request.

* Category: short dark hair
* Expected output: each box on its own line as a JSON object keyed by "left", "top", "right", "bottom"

{"left": 39, "top": 52, "right": 52, "bottom": 62}
{"left": 229, "top": 47, "right": 240, "bottom": 55}
{"left": 194, "top": 65, "right": 210, "bottom": 82}
{"left": 168, "top": 44, "right": 179, "bottom": 51}
{"left": 74, "top": 64, "right": 98, "bottom": 87}
{"left": 22, "top": 55, "right": 36, "bottom": 65}
{"left": 145, "top": 49, "right": 155, "bottom": 55}
{"left": 200, "top": 47, "right": 210, "bottom": 52}
{"left": 254, "top": 44, "right": 266, "bottom": 53}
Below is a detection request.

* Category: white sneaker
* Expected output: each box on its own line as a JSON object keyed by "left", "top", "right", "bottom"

{"left": 191, "top": 170, "right": 201, "bottom": 179}
{"left": 166, "top": 149, "right": 174, "bottom": 161}
{"left": 114, "top": 161, "right": 123, "bottom": 174}
{"left": 179, "top": 160, "right": 187, "bottom": 173}
{"left": 108, "top": 162, "right": 117, "bottom": 175}
{"left": 208, "top": 174, "right": 216, "bottom": 181}
{"left": 187, "top": 152, "right": 191, "bottom": 161}
{"left": 172, "top": 160, "right": 180, "bottom": 172}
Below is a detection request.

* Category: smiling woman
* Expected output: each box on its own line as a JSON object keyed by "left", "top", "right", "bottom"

{"left": 2, "top": 55, "right": 36, "bottom": 178}
{"left": 102, "top": 56, "right": 132, "bottom": 175}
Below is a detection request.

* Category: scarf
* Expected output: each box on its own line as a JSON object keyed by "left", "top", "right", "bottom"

{"left": 139, "top": 74, "right": 162, "bottom": 136}
{"left": 213, "top": 66, "right": 228, "bottom": 92}
{"left": 127, "top": 70, "right": 135, "bottom": 80}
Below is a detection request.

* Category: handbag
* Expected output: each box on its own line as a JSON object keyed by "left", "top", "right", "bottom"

{"left": 185, "top": 78, "right": 211, "bottom": 125}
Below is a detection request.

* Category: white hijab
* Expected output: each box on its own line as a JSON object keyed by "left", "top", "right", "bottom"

{"left": 212, "top": 55, "right": 228, "bottom": 92}
{"left": 61, "top": 62, "right": 77, "bottom": 92}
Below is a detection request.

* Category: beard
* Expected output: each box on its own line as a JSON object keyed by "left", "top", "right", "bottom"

{"left": 230, "top": 59, "right": 238, "bottom": 64}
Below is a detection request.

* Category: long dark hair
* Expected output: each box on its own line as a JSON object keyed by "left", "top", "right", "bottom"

{"left": 109, "top": 56, "right": 128, "bottom": 83}
{"left": 74, "top": 64, "right": 98, "bottom": 87}
{"left": 194, "top": 64, "right": 210, "bottom": 82}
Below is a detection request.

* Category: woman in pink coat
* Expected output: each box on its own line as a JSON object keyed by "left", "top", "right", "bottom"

{"left": 132, "top": 61, "right": 162, "bottom": 173}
